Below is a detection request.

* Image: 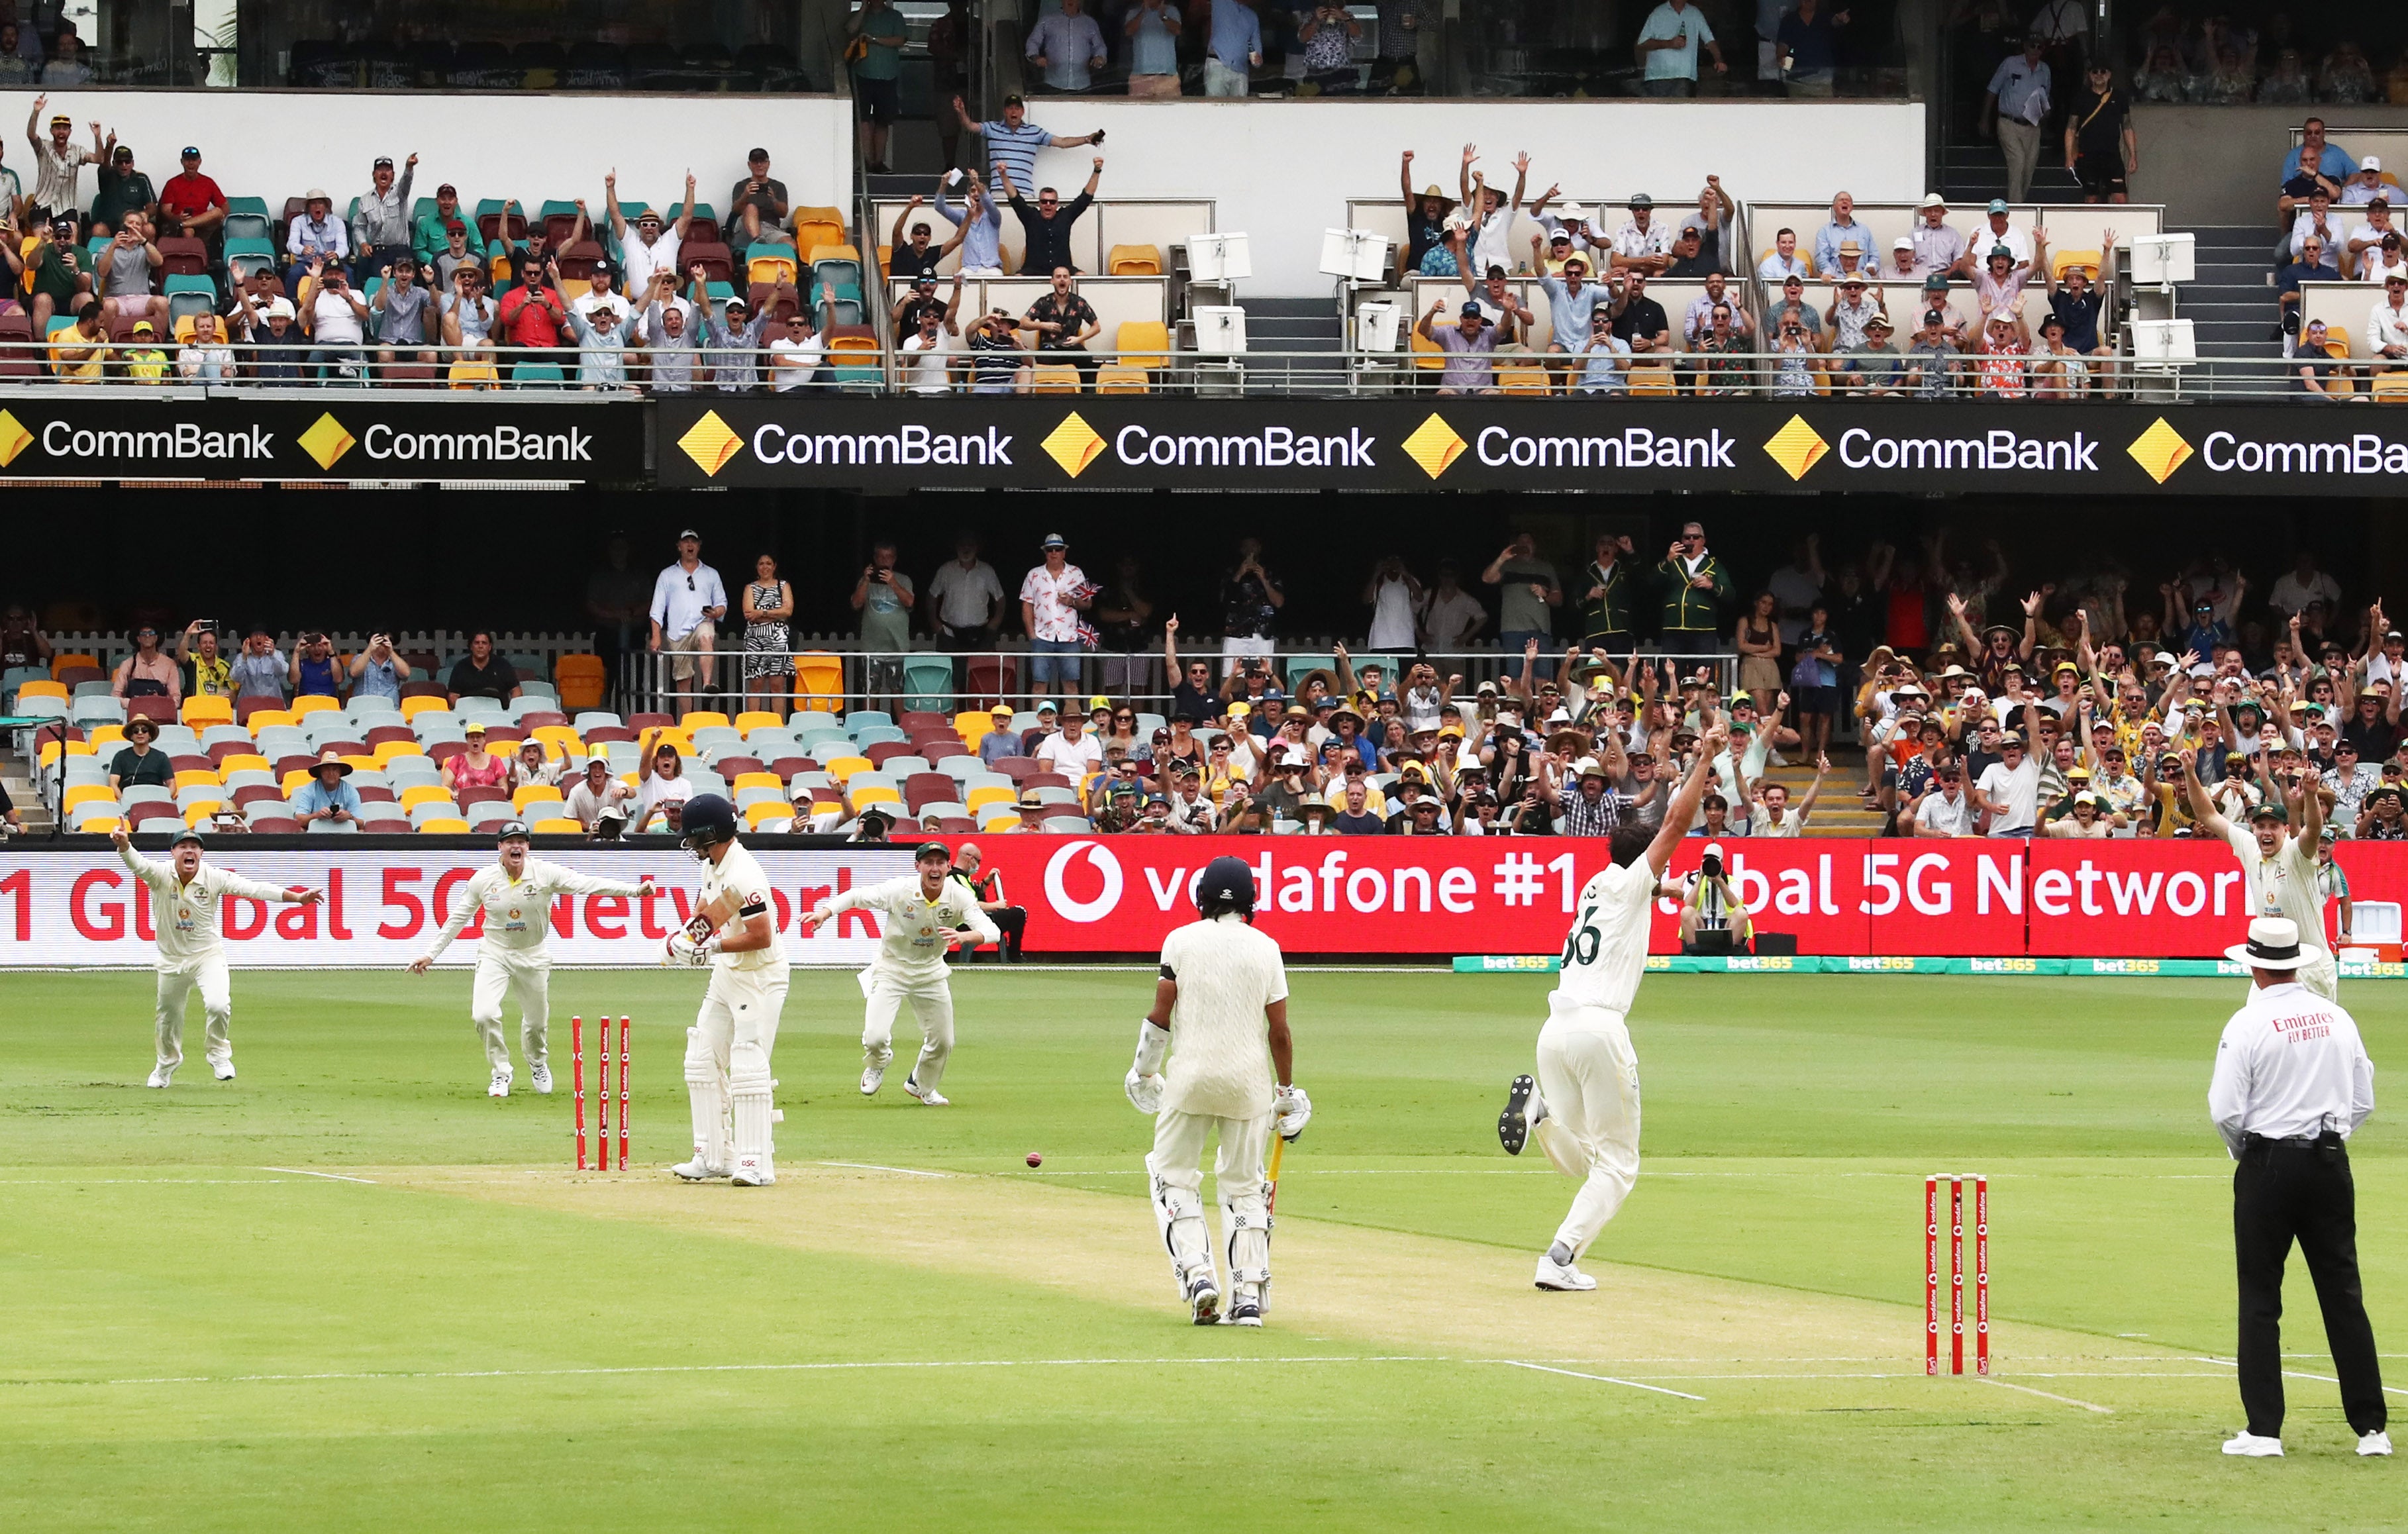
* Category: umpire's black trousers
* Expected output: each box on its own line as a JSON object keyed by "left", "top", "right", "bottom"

{"left": 2234, "top": 1133, "right": 2388, "bottom": 1438}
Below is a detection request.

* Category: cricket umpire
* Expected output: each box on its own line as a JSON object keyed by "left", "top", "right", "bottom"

{"left": 2209, "top": 917, "right": 2389, "bottom": 1458}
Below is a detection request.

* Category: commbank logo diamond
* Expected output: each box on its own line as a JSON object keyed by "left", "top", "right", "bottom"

{"left": 1401, "top": 413, "right": 1466, "bottom": 480}
{"left": 1042, "top": 411, "right": 1105, "bottom": 477}
{"left": 297, "top": 413, "right": 356, "bottom": 470}
{"left": 677, "top": 409, "right": 744, "bottom": 477}
{"left": 1762, "top": 415, "right": 1829, "bottom": 481}
{"left": 2126, "top": 418, "right": 2193, "bottom": 485}
{"left": 0, "top": 409, "right": 31, "bottom": 467}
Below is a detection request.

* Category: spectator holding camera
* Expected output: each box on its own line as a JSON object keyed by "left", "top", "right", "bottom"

{"left": 348, "top": 633, "right": 413, "bottom": 704}
{"left": 852, "top": 540, "right": 917, "bottom": 707}
{"left": 226, "top": 626, "right": 287, "bottom": 701}
{"left": 174, "top": 621, "right": 231, "bottom": 699}
{"left": 289, "top": 631, "right": 342, "bottom": 699}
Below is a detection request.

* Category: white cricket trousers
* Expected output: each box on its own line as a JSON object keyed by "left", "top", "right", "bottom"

{"left": 470, "top": 948, "right": 552, "bottom": 1074}
{"left": 689, "top": 966, "right": 790, "bottom": 1087}
{"left": 1532, "top": 1003, "right": 1642, "bottom": 1261}
{"left": 1147, "top": 1107, "right": 1275, "bottom": 1297}
{"left": 860, "top": 963, "right": 957, "bottom": 1092}
{"left": 2302, "top": 956, "right": 2339, "bottom": 1005}
{"left": 154, "top": 954, "right": 232, "bottom": 1072}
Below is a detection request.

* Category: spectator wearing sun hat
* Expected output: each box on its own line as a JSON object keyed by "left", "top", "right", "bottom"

{"left": 291, "top": 750, "right": 362, "bottom": 826}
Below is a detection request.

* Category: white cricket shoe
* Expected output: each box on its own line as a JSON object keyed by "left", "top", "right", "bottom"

{"left": 1535, "top": 1254, "right": 1598, "bottom": 1292}
{"left": 860, "top": 1060, "right": 887, "bottom": 1096}
{"left": 488, "top": 1068, "right": 511, "bottom": 1099}
{"left": 528, "top": 1063, "right": 553, "bottom": 1095}
{"left": 212, "top": 1060, "right": 236, "bottom": 1081}
{"left": 903, "top": 1077, "right": 949, "bottom": 1107}
{"left": 1186, "top": 1274, "right": 1221, "bottom": 1326}
{"left": 2359, "top": 1430, "right": 2393, "bottom": 1457}
{"left": 2221, "top": 1431, "right": 2283, "bottom": 1457}
{"left": 1498, "top": 1074, "right": 1534, "bottom": 1156}
{"left": 731, "top": 1159, "right": 776, "bottom": 1188}
{"left": 1227, "top": 1298, "right": 1264, "bottom": 1327}
{"left": 670, "top": 1155, "right": 729, "bottom": 1182}
{"left": 146, "top": 1064, "right": 176, "bottom": 1089}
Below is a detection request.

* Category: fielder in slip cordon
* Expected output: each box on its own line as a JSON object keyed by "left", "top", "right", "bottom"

{"left": 803, "top": 841, "right": 999, "bottom": 1107}
{"left": 1496, "top": 711, "right": 1728, "bottom": 1292}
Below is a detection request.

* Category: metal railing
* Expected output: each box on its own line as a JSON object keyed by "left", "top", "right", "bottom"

{"left": 617, "top": 644, "right": 1740, "bottom": 720}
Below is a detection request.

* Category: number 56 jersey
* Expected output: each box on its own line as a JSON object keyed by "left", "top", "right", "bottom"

{"left": 1552, "top": 859, "right": 1656, "bottom": 1017}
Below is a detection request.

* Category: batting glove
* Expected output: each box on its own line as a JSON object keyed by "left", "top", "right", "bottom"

{"left": 664, "top": 931, "right": 719, "bottom": 967}
{"left": 1274, "top": 1083, "right": 1312, "bottom": 1141}
{"left": 1125, "top": 1068, "right": 1164, "bottom": 1115}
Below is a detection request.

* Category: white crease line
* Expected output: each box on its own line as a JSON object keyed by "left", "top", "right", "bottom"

{"left": 817, "top": 1161, "right": 950, "bottom": 1180}
{"left": 11, "top": 1355, "right": 1447, "bottom": 1389}
{"left": 2191, "top": 1356, "right": 2408, "bottom": 1396}
{"left": 0, "top": 1178, "right": 306, "bottom": 1186}
{"left": 1495, "top": 1359, "right": 1707, "bottom": 1402}
{"left": 1978, "top": 1376, "right": 2115, "bottom": 1414}
{"left": 258, "top": 1167, "right": 379, "bottom": 1184}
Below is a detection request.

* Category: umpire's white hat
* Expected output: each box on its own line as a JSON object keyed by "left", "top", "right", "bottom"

{"left": 2224, "top": 917, "right": 2324, "bottom": 972}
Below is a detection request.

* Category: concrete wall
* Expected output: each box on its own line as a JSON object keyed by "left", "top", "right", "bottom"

{"left": 0, "top": 89, "right": 856, "bottom": 225}
{"left": 976, "top": 99, "right": 1927, "bottom": 293}
{"left": 2132, "top": 104, "right": 2408, "bottom": 228}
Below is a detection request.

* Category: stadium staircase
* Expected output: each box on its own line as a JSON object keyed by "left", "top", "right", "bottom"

{"left": 1763, "top": 746, "right": 1885, "bottom": 837}
{"left": 1242, "top": 298, "right": 1350, "bottom": 393}
{"left": 2180, "top": 224, "right": 2282, "bottom": 362}
{"left": 1932, "top": 134, "right": 2081, "bottom": 205}
{"left": 1, "top": 744, "right": 49, "bottom": 836}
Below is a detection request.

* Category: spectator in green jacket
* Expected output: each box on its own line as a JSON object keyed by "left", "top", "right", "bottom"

{"left": 1655, "top": 520, "right": 1734, "bottom": 652}
{"left": 1579, "top": 532, "right": 1638, "bottom": 648}
{"left": 413, "top": 182, "right": 466, "bottom": 266}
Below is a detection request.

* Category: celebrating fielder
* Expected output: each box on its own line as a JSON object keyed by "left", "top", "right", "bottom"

{"left": 664, "top": 794, "right": 791, "bottom": 1186}
{"left": 2182, "top": 748, "right": 2335, "bottom": 1001}
{"left": 407, "top": 819, "right": 653, "bottom": 1098}
{"left": 803, "top": 841, "right": 999, "bottom": 1106}
{"left": 110, "top": 825, "right": 322, "bottom": 1087}
{"left": 1126, "top": 856, "right": 1311, "bottom": 1327}
{"left": 1497, "top": 713, "right": 1727, "bottom": 1291}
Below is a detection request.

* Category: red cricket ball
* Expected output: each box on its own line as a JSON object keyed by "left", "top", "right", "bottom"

{"left": 1026, "top": 1152, "right": 1043, "bottom": 1167}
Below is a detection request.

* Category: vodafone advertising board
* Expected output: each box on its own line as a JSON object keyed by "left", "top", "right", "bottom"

{"left": 950, "top": 836, "right": 2374, "bottom": 958}
{"left": 0, "top": 847, "right": 914, "bottom": 968}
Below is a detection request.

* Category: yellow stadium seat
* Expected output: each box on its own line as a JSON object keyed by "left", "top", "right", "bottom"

{"left": 1115, "top": 320, "right": 1171, "bottom": 370}
{"left": 448, "top": 357, "right": 500, "bottom": 390}
{"left": 554, "top": 652, "right": 606, "bottom": 712}
{"left": 978, "top": 808, "right": 1021, "bottom": 832}
{"left": 79, "top": 817, "right": 123, "bottom": 834}
{"left": 638, "top": 726, "right": 696, "bottom": 760}
{"left": 955, "top": 709, "right": 995, "bottom": 747}
{"left": 1761, "top": 250, "right": 1816, "bottom": 278}
{"left": 964, "top": 784, "right": 1017, "bottom": 816}
{"left": 794, "top": 653, "right": 844, "bottom": 713}
{"left": 62, "top": 783, "right": 115, "bottom": 811}
{"left": 2375, "top": 373, "right": 2408, "bottom": 402}
{"left": 1498, "top": 364, "right": 1552, "bottom": 397}
{"left": 88, "top": 724, "right": 125, "bottom": 751}
{"left": 511, "top": 785, "right": 566, "bottom": 813}
{"left": 532, "top": 725, "right": 583, "bottom": 756}
{"left": 731, "top": 771, "right": 784, "bottom": 793}
{"left": 280, "top": 769, "right": 314, "bottom": 793}
{"left": 342, "top": 754, "right": 376, "bottom": 774}
{"left": 1030, "top": 365, "right": 1080, "bottom": 395}
{"left": 181, "top": 695, "right": 234, "bottom": 725}
{"left": 291, "top": 695, "right": 340, "bottom": 718}
{"left": 792, "top": 209, "right": 846, "bottom": 254}
{"left": 744, "top": 799, "right": 792, "bottom": 829}
{"left": 2323, "top": 336, "right": 2352, "bottom": 359}
{"left": 2327, "top": 372, "right": 2358, "bottom": 397}
{"left": 679, "top": 711, "right": 731, "bottom": 731}
{"left": 219, "top": 753, "right": 271, "bottom": 777}
{"left": 848, "top": 784, "right": 901, "bottom": 809}
{"left": 1408, "top": 329, "right": 1444, "bottom": 370}
{"left": 174, "top": 768, "right": 220, "bottom": 792}
{"left": 1096, "top": 366, "right": 1149, "bottom": 394}
{"left": 17, "top": 678, "right": 67, "bottom": 702}
{"left": 52, "top": 653, "right": 99, "bottom": 678}
{"left": 244, "top": 709, "right": 295, "bottom": 735}
{"left": 528, "top": 817, "right": 583, "bottom": 835}
{"left": 417, "top": 817, "right": 472, "bottom": 835}
{"left": 182, "top": 801, "right": 223, "bottom": 827}
{"left": 1107, "top": 242, "right": 1163, "bottom": 276}
{"left": 1629, "top": 366, "right": 1678, "bottom": 397}
{"left": 399, "top": 695, "right": 450, "bottom": 721}
{"left": 747, "top": 250, "right": 798, "bottom": 287}
{"left": 734, "top": 710, "right": 783, "bottom": 735}
{"left": 2050, "top": 248, "right": 2102, "bottom": 282}
{"left": 401, "top": 784, "right": 454, "bottom": 811}
{"left": 822, "top": 754, "right": 873, "bottom": 785}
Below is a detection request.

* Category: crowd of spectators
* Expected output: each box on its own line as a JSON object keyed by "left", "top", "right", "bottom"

{"left": 2128, "top": 11, "right": 2400, "bottom": 106}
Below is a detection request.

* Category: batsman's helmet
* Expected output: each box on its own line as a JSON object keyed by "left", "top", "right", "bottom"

{"left": 679, "top": 793, "right": 741, "bottom": 858}
{"left": 1195, "top": 854, "right": 1256, "bottom": 921}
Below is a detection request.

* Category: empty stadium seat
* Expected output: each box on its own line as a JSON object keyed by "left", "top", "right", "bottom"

{"left": 1107, "top": 242, "right": 1164, "bottom": 276}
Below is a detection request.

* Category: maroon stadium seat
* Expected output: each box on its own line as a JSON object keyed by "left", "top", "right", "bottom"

{"left": 934, "top": 817, "right": 978, "bottom": 834}
{"left": 426, "top": 740, "right": 467, "bottom": 764}
{"left": 863, "top": 741, "right": 915, "bottom": 768}
{"left": 990, "top": 756, "right": 1039, "bottom": 782}
{"left": 400, "top": 678, "right": 446, "bottom": 701}
{"left": 366, "top": 724, "right": 417, "bottom": 749}
{"left": 899, "top": 711, "right": 947, "bottom": 733}
{"left": 55, "top": 664, "right": 103, "bottom": 690}
{"left": 1021, "top": 772, "right": 1072, "bottom": 793}
{"left": 274, "top": 754, "right": 319, "bottom": 778}
{"left": 713, "top": 754, "right": 765, "bottom": 778}
{"left": 903, "top": 773, "right": 957, "bottom": 813}
{"left": 628, "top": 712, "right": 672, "bottom": 732}
{"left": 238, "top": 695, "right": 288, "bottom": 723}
{"left": 360, "top": 818, "right": 412, "bottom": 835}
{"left": 764, "top": 756, "right": 814, "bottom": 782}
{"left": 170, "top": 753, "right": 213, "bottom": 774}
{"left": 581, "top": 725, "right": 637, "bottom": 744}
{"left": 158, "top": 237, "right": 209, "bottom": 276}
{"left": 128, "top": 801, "right": 181, "bottom": 828}
{"left": 232, "top": 784, "right": 283, "bottom": 809}
{"left": 458, "top": 785, "right": 509, "bottom": 808}
{"left": 356, "top": 784, "right": 398, "bottom": 803}
{"left": 250, "top": 816, "right": 301, "bottom": 834}
{"left": 518, "top": 711, "right": 568, "bottom": 730}
{"left": 556, "top": 239, "right": 605, "bottom": 280}
{"left": 964, "top": 656, "right": 1018, "bottom": 706}
{"left": 126, "top": 695, "right": 177, "bottom": 723}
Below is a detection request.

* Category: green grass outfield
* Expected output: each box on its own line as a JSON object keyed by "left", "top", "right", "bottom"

{"left": 3, "top": 967, "right": 2402, "bottom": 1531}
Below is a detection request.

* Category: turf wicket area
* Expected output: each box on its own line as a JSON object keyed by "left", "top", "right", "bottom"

{"left": 1, "top": 969, "right": 2400, "bottom": 1531}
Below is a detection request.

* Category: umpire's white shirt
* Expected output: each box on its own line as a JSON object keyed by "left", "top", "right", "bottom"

{"left": 1158, "top": 913, "right": 1287, "bottom": 1119}
{"left": 2208, "top": 980, "right": 2374, "bottom": 1157}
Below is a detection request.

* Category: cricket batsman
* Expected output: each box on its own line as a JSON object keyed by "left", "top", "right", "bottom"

{"left": 663, "top": 794, "right": 790, "bottom": 1186}
{"left": 109, "top": 825, "right": 323, "bottom": 1087}
{"left": 1496, "top": 713, "right": 1727, "bottom": 1292}
{"left": 802, "top": 841, "right": 999, "bottom": 1106}
{"left": 407, "top": 819, "right": 654, "bottom": 1098}
{"left": 1125, "top": 855, "right": 1311, "bottom": 1327}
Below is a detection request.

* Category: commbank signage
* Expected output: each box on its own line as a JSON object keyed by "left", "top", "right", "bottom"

{"left": 660, "top": 396, "right": 2408, "bottom": 494}
{"left": 0, "top": 399, "right": 646, "bottom": 482}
